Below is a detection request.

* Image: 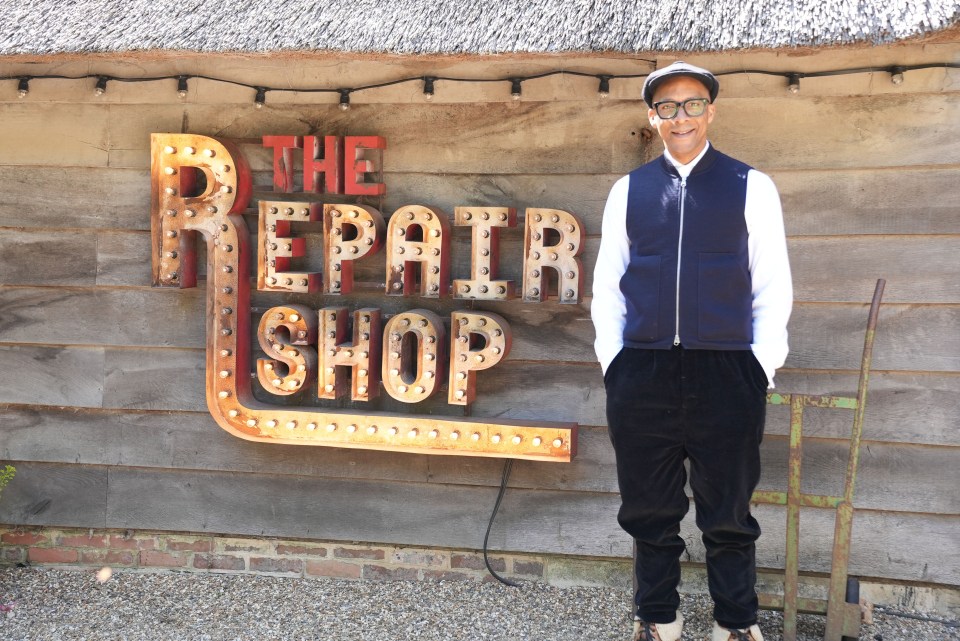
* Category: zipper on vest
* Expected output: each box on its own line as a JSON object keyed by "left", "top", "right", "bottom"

{"left": 673, "top": 177, "right": 686, "bottom": 346}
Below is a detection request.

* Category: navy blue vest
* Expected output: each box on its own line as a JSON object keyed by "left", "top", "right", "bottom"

{"left": 620, "top": 146, "right": 754, "bottom": 350}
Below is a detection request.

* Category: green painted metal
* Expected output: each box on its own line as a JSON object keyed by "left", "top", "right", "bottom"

{"left": 782, "top": 394, "right": 805, "bottom": 641}
{"left": 756, "top": 279, "right": 885, "bottom": 641}
{"left": 825, "top": 501, "right": 856, "bottom": 639}
{"left": 752, "top": 490, "right": 844, "bottom": 509}
{"left": 765, "top": 393, "right": 857, "bottom": 409}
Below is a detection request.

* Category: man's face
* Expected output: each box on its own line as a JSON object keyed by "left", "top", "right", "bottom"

{"left": 648, "top": 76, "right": 716, "bottom": 165}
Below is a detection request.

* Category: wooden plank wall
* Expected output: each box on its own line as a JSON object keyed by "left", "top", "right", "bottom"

{"left": 0, "top": 46, "right": 958, "bottom": 587}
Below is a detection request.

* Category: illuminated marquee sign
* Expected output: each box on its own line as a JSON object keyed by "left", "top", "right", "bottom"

{"left": 150, "top": 133, "right": 583, "bottom": 462}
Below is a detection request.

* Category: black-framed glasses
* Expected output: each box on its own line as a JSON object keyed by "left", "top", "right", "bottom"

{"left": 652, "top": 98, "right": 710, "bottom": 119}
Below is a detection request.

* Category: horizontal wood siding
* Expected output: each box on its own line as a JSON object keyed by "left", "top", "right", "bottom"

{"left": 1, "top": 47, "right": 958, "bottom": 587}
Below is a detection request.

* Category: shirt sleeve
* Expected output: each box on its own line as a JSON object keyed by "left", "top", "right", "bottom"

{"left": 591, "top": 175, "right": 631, "bottom": 374}
{"left": 745, "top": 170, "right": 793, "bottom": 388}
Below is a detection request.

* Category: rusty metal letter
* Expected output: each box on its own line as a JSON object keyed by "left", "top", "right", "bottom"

{"left": 303, "top": 135, "right": 343, "bottom": 194}
{"left": 317, "top": 307, "right": 382, "bottom": 402}
{"left": 151, "top": 133, "right": 252, "bottom": 289}
{"left": 522, "top": 208, "right": 584, "bottom": 303}
{"left": 344, "top": 136, "right": 386, "bottom": 196}
{"left": 323, "top": 204, "right": 385, "bottom": 294}
{"left": 385, "top": 205, "right": 450, "bottom": 297}
{"left": 257, "top": 201, "right": 322, "bottom": 293}
{"left": 262, "top": 135, "right": 302, "bottom": 193}
{"left": 382, "top": 310, "right": 446, "bottom": 403}
{"left": 453, "top": 207, "right": 516, "bottom": 300}
{"left": 448, "top": 312, "right": 512, "bottom": 405}
{"left": 257, "top": 305, "right": 318, "bottom": 396}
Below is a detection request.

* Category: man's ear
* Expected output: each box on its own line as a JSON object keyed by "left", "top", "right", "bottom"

{"left": 648, "top": 109, "right": 658, "bottom": 127}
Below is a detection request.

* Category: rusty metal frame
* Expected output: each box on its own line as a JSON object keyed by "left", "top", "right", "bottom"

{"left": 151, "top": 133, "right": 577, "bottom": 462}
{"left": 753, "top": 279, "right": 885, "bottom": 641}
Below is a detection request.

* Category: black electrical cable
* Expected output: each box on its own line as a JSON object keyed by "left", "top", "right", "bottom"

{"left": 482, "top": 458, "right": 518, "bottom": 587}
{"left": 4, "top": 62, "right": 958, "bottom": 101}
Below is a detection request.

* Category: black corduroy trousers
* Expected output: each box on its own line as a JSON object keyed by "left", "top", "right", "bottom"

{"left": 604, "top": 346, "right": 768, "bottom": 630}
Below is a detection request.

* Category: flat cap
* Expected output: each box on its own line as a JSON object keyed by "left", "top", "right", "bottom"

{"left": 642, "top": 61, "right": 719, "bottom": 107}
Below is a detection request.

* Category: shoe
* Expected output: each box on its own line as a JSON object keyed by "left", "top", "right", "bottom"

{"left": 632, "top": 614, "right": 683, "bottom": 641}
{"left": 710, "top": 621, "right": 764, "bottom": 641}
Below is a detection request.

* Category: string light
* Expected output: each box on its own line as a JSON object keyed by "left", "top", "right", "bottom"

{"left": 254, "top": 86, "right": 266, "bottom": 109}
{"left": 510, "top": 77, "right": 522, "bottom": 101}
{"left": 422, "top": 76, "right": 435, "bottom": 101}
{"left": 787, "top": 73, "right": 801, "bottom": 94}
{"left": 597, "top": 75, "right": 611, "bottom": 99}
{"left": 889, "top": 65, "right": 906, "bottom": 85}
{"left": 4, "top": 63, "right": 956, "bottom": 103}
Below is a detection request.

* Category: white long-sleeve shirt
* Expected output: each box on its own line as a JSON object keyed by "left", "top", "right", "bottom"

{"left": 591, "top": 143, "right": 793, "bottom": 387}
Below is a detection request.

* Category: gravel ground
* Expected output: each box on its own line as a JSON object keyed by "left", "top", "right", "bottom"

{"left": 1, "top": 567, "right": 958, "bottom": 641}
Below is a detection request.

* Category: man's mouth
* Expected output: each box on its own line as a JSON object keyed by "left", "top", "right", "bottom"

{"left": 672, "top": 128, "right": 695, "bottom": 137}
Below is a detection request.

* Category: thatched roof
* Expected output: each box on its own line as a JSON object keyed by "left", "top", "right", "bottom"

{"left": 1, "top": 0, "right": 958, "bottom": 56}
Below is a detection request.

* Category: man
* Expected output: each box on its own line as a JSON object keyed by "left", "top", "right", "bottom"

{"left": 591, "top": 62, "right": 793, "bottom": 641}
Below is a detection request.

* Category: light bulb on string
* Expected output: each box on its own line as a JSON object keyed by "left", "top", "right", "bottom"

{"left": 94, "top": 76, "right": 109, "bottom": 96}
{"left": 177, "top": 76, "right": 189, "bottom": 99}
{"left": 254, "top": 87, "right": 266, "bottom": 109}
{"left": 510, "top": 78, "right": 522, "bottom": 101}
{"left": 787, "top": 73, "right": 801, "bottom": 94}
{"left": 339, "top": 89, "right": 351, "bottom": 111}
{"left": 889, "top": 66, "right": 905, "bottom": 85}
{"left": 597, "top": 75, "right": 611, "bottom": 100}
{"left": 17, "top": 77, "right": 29, "bottom": 98}
{"left": 423, "top": 76, "right": 436, "bottom": 102}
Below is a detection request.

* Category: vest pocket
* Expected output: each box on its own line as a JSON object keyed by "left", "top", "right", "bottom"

{"left": 619, "top": 255, "right": 661, "bottom": 341}
{"left": 697, "top": 252, "right": 752, "bottom": 343}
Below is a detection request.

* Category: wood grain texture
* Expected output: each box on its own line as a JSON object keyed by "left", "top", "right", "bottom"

{"left": 102, "top": 102, "right": 653, "bottom": 172}
{"left": 3, "top": 407, "right": 956, "bottom": 516}
{"left": 95, "top": 231, "right": 159, "bottom": 287}
{"left": 0, "top": 461, "right": 953, "bottom": 582}
{"left": 6, "top": 93, "right": 953, "bottom": 173}
{"left": 4, "top": 165, "right": 958, "bottom": 238}
{"left": 789, "top": 236, "right": 960, "bottom": 304}
{"left": 0, "top": 166, "right": 150, "bottom": 231}
{"left": 0, "top": 286, "right": 206, "bottom": 348}
{"left": 0, "top": 230, "right": 97, "bottom": 286}
{"left": 0, "top": 104, "right": 110, "bottom": 167}
{"left": 16, "top": 346, "right": 956, "bottom": 447}
{"left": 482, "top": 369, "right": 960, "bottom": 447}
{"left": 785, "top": 304, "right": 960, "bottom": 373}
{"left": 0, "top": 345, "right": 104, "bottom": 407}
{"left": 102, "top": 348, "right": 206, "bottom": 411}
{"left": 1, "top": 222, "right": 955, "bottom": 306}
{"left": 0, "top": 462, "right": 107, "bottom": 528}
{"left": 773, "top": 168, "right": 960, "bottom": 236}
{"left": 0, "top": 407, "right": 431, "bottom": 484}
{"left": 10, "top": 348, "right": 956, "bottom": 446}
{"left": 3, "top": 286, "right": 957, "bottom": 372}
{"left": 769, "top": 372, "right": 960, "bottom": 446}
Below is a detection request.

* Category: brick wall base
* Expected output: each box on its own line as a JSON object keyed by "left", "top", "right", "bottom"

{"left": 4, "top": 525, "right": 959, "bottom": 616}
{"left": 0, "top": 525, "right": 609, "bottom": 586}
